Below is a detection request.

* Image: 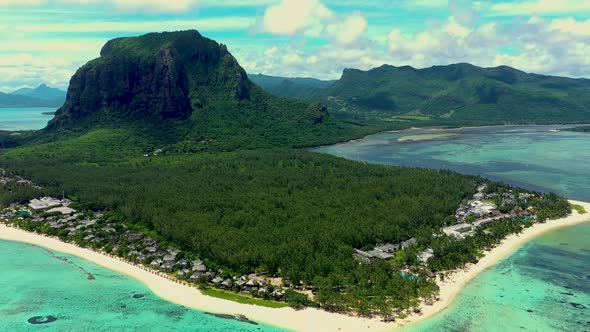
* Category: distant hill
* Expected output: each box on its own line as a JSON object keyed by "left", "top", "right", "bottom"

{"left": 0, "top": 84, "right": 66, "bottom": 108}
{"left": 330, "top": 63, "right": 590, "bottom": 125}
{"left": 42, "top": 30, "right": 372, "bottom": 151}
{"left": 249, "top": 74, "right": 334, "bottom": 100}
{"left": 258, "top": 63, "right": 590, "bottom": 127}
{"left": 12, "top": 84, "right": 66, "bottom": 101}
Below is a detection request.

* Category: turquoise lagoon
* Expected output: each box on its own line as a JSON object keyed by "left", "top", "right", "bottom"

{"left": 315, "top": 125, "right": 590, "bottom": 332}
{"left": 0, "top": 108, "right": 55, "bottom": 131}
{"left": 0, "top": 240, "right": 283, "bottom": 331}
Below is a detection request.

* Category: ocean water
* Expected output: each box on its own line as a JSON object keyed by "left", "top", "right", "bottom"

{"left": 314, "top": 125, "right": 590, "bottom": 202}
{"left": 315, "top": 125, "right": 590, "bottom": 332}
{"left": 0, "top": 240, "right": 284, "bottom": 332}
{"left": 0, "top": 108, "right": 56, "bottom": 131}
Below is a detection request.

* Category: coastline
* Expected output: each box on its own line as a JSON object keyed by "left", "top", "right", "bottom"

{"left": 0, "top": 223, "right": 388, "bottom": 332}
{"left": 1, "top": 200, "right": 588, "bottom": 332}
{"left": 395, "top": 200, "right": 590, "bottom": 328}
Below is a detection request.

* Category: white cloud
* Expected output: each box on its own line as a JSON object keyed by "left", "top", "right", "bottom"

{"left": 491, "top": 0, "right": 590, "bottom": 15}
{"left": 259, "top": 0, "right": 369, "bottom": 46}
{"left": 261, "top": 0, "right": 333, "bottom": 35}
{"left": 383, "top": 13, "right": 590, "bottom": 77}
{"left": 13, "top": 17, "right": 255, "bottom": 33}
{"left": 0, "top": 54, "right": 81, "bottom": 92}
{"left": 0, "top": 0, "right": 279, "bottom": 12}
{"left": 325, "top": 13, "right": 368, "bottom": 45}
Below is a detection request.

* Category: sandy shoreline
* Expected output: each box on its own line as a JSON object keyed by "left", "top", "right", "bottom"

{"left": 395, "top": 200, "right": 590, "bottom": 328}
{"left": 1, "top": 200, "right": 588, "bottom": 331}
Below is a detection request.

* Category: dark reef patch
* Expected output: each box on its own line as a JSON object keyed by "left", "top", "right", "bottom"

{"left": 204, "top": 312, "right": 258, "bottom": 325}
{"left": 570, "top": 303, "right": 586, "bottom": 309}
{"left": 133, "top": 294, "right": 145, "bottom": 299}
{"left": 28, "top": 316, "right": 58, "bottom": 325}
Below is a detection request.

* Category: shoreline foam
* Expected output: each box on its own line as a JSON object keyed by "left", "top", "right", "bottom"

{"left": 1, "top": 200, "right": 588, "bottom": 331}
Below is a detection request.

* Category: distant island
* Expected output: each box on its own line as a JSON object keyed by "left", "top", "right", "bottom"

{"left": 0, "top": 84, "right": 66, "bottom": 108}
{"left": 0, "top": 30, "right": 589, "bottom": 330}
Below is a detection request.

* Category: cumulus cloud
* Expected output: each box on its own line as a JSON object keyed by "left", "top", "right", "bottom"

{"left": 259, "top": 0, "right": 368, "bottom": 45}
{"left": 0, "top": 54, "right": 81, "bottom": 92}
{"left": 0, "top": 0, "right": 277, "bottom": 12}
{"left": 491, "top": 0, "right": 590, "bottom": 15}
{"left": 383, "top": 12, "right": 590, "bottom": 77}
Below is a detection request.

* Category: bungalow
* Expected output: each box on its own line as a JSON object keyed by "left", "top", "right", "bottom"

{"left": 189, "top": 272, "right": 203, "bottom": 282}
{"left": 28, "top": 197, "right": 63, "bottom": 212}
{"left": 211, "top": 276, "right": 223, "bottom": 285}
{"left": 375, "top": 243, "right": 399, "bottom": 253}
{"left": 150, "top": 259, "right": 163, "bottom": 269}
{"left": 235, "top": 276, "right": 248, "bottom": 287}
{"left": 417, "top": 248, "right": 434, "bottom": 263}
{"left": 161, "top": 261, "right": 175, "bottom": 271}
{"left": 221, "top": 279, "right": 232, "bottom": 288}
{"left": 163, "top": 254, "right": 176, "bottom": 263}
{"left": 400, "top": 238, "right": 417, "bottom": 249}
{"left": 127, "top": 233, "right": 143, "bottom": 241}
{"left": 244, "top": 279, "right": 258, "bottom": 292}
{"left": 367, "top": 249, "right": 393, "bottom": 259}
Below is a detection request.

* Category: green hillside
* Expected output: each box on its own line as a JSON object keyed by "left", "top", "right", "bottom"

{"left": 41, "top": 31, "right": 376, "bottom": 152}
{"left": 257, "top": 63, "right": 590, "bottom": 127}
{"left": 249, "top": 74, "right": 334, "bottom": 100}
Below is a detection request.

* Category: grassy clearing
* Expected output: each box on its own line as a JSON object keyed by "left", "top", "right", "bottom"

{"left": 201, "top": 288, "right": 289, "bottom": 308}
{"left": 571, "top": 203, "right": 587, "bottom": 214}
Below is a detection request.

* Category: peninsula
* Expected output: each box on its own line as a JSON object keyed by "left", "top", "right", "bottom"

{"left": 0, "top": 31, "right": 588, "bottom": 331}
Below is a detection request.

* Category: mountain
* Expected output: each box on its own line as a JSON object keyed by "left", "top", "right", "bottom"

{"left": 12, "top": 84, "right": 66, "bottom": 102}
{"left": 0, "top": 84, "right": 66, "bottom": 108}
{"left": 249, "top": 73, "right": 334, "bottom": 100}
{"left": 330, "top": 63, "right": 590, "bottom": 125}
{"left": 1, "top": 84, "right": 66, "bottom": 108}
{"left": 45, "top": 30, "right": 370, "bottom": 151}
{"left": 260, "top": 63, "right": 590, "bottom": 126}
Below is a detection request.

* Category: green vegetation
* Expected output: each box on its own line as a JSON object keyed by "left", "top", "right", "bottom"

{"left": 248, "top": 73, "right": 334, "bottom": 101}
{"left": 201, "top": 288, "right": 289, "bottom": 308}
{"left": 571, "top": 203, "right": 587, "bottom": 214}
{"left": 255, "top": 63, "right": 590, "bottom": 128}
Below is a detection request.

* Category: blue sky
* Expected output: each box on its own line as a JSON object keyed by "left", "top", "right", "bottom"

{"left": 0, "top": 0, "right": 589, "bottom": 92}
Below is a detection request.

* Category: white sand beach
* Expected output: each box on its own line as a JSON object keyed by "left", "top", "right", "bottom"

{"left": 1, "top": 200, "right": 588, "bottom": 332}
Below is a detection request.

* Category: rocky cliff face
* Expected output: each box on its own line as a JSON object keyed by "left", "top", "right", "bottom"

{"left": 48, "top": 30, "right": 252, "bottom": 130}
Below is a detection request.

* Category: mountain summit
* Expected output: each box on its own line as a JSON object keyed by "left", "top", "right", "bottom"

{"left": 49, "top": 30, "right": 250, "bottom": 127}
{"left": 46, "top": 31, "right": 363, "bottom": 150}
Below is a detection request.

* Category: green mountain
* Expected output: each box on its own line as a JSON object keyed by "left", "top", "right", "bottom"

{"left": 261, "top": 63, "right": 590, "bottom": 127}
{"left": 249, "top": 73, "right": 334, "bottom": 100}
{"left": 45, "top": 31, "right": 371, "bottom": 151}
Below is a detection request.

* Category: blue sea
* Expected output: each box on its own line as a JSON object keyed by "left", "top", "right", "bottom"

{"left": 0, "top": 240, "right": 283, "bottom": 331}
{"left": 0, "top": 108, "right": 56, "bottom": 131}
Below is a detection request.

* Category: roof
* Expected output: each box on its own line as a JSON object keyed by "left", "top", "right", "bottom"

{"left": 47, "top": 206, "right": 76, "bottom": 215}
